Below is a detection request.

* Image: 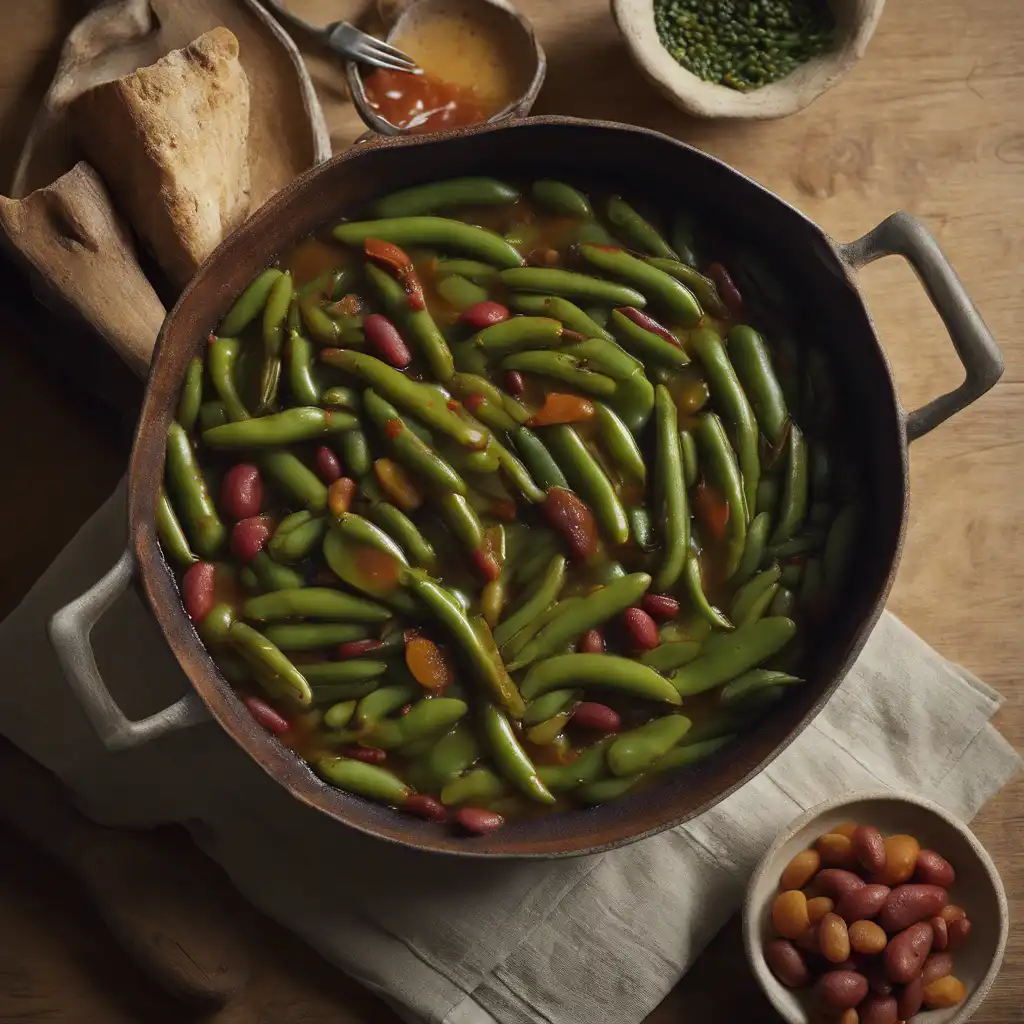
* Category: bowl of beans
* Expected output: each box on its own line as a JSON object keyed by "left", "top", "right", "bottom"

{"left": 744, "top": 792, "right": 1008, "bottom": 1024}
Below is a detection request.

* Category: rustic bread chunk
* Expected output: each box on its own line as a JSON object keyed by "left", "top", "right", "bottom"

{"left": 69, "top": 27, "right": 251, "bottom": 288}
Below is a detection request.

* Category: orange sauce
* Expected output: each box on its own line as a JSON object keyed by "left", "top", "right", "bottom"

{"left": 364, "top": 68, "right": 491, "bottom": 134}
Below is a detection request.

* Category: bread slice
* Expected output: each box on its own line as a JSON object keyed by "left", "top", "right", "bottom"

{"left": 69, "top": 27, "right": 251, "bottom": 288}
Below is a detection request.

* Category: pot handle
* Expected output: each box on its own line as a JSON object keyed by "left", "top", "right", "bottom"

{"left": 48, "top": 549, "right": 208, "bottom": 752}
{"left": 836, "top": 212, "right": 1004, "bottom": 442}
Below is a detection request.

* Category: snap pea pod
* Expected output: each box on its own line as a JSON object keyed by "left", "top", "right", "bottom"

{"left": 771, "top": 585, "right": 796, "bottom": 618}
{"left": 629, "top": 505, "right": 653, "bottom": 550}
{"left": 364, "top": 264, "right": 454, "bottom": 382}
{"left": 769, "top": 423, "right": 808, "bottom": 546}
{"left": 670, "top": 616, "right": 796, "bottom": 697}
{"left": 638, "top": 640, "right": 702, "bottom": 672}
{"left": 768, "top": 533, "right": 824, "bottom": 560}
{"left": 177, "top": 356, "right": 204, "bottom": 432}
{"left": 498, "top": 267, "right": 647, "bottom": 307}
{"left": 737, "top": 583, "right": 778, "bottom": 626}
{"left": 537, "top": 737, "right": 615, "bottom": 792}
{"left": 437, "top": 492, "right": 484, "bottom": 554}
{"left": 315, "top": 757, "right": 410, "bottom": 805}
{"left": 800, "top": 556, "right": 824, "bottom": 608}
{"left": 481, "top": 702, "right": 554, "bottom": 804}
{"left": 644, "top": 258, "right": 728, "bottom": 318}
{"left": 369, "top": 698, "right": 468, "bottom": 750}
{"left": 605, "top": 196, "right": 677, "bottom": 259}
{"left": 320, "top": 349, "right": 487, "bottom": 450}
{"left": 202, "top": 407, "right": 358, "bottom": 448}
{"left": 502, "top": 351, "right": 617, "bottom": 398}
{"left": 691, "top": 328, "right": 760, "bottom": 515}
{"left": 156, "top": 488, "right": 196, "bottom": 566}
{"left": 260, "top": 623, "right": 370, "bottom": 651}
{"left": 608, "top": 715, "right": 692, "bottom": 776}
{"left": 165, "top": 422, "right": 226, "bottom": 559}
{"left": 521, "top": 652, "right": 682, "bottom": 705}
{"left": 493, "top": 554, "right": 567, "bottom": 648}
{"left": 526, "top": 712, "right": 572, "bottom": 745}
{"left": 507, "top": 531, "right": 561, "bottom": 589}
{"left": 484, "top": 438, "right": 544, "bottom": 504}
{"left": 576, "top": 221, "right": 616, "bottom": 246}
{"left": 333, "top": 217, "right": 523, "bottom": 268}
{"left": 287, "top": 329, "right": 321, "bottom": 405}
{"left": 653, "top": 385, "right": 688, "bottom": 590}
{"left": 259, "top": 271, "right": 293, "bottom": 410}
{"left": 578, "top": 244, "right": 702, "bottom": 326}
{"left": 441, "top": 768, "right": 508, "bottom": 806}
{"left": 594, "top": 403, "right": 645, "bottom": 485}
{"left": 522, "top": 687, "right": 580, "bottom": 727}
{"left": 473, "top": 316, "right": 564, "bottom": 354}
{"left": 269, "top": 511, "right": 328, "bottom": 563}
{"left": 509, "top": 294, "right": 614, "bottom": 342}
{"left": 435, "top": 259, "right": 499, "bottom": 283}
{"left": 355, "top": 680, "right": 420, "bottom": 729}
{"left": 531, "top": 179, "right": 593, "bottom": 218}
{"left": 374, "top": 177, "right": 518, "bottom": 217}
{"left": 730, "top": 565, "right": 782, "bottom": 623}
{"left": 323, "top": 521, "right": 418, "bottom": 613}
{"left": 219, "top": 268, "right": 283, "bottom": 337}
{"left": 695, "top": 412, "right": 747, "bottom": 577}
{"left": 324, "top": 700, "right": 356, "bottom": 729}
{"left": 299, "top": 292, "right": 341, "bottom": 344}
{"left": 684, "top": 551, "right": 733, "bottom": 629}
{"left": 778, "top": 562, "right": 803, "bottom": 589}
{"left": 321, "top": 387, "right": 360, "bottom": 411}
{"left": 756, "top": 475, "right": 780, "bottom": 518}
{"left": 249, "top": 551, "right": 304, "bottom": 592}
{"left": 303, "top": 660, "right": 388, "bottom": 686}
{"left": 679, "top": 428, "right": 699, "bottom": 489}
{"left": 408, "top": 722, "right": 482, "bottom": 791}
{"left": 339, "top": 428, "right": 372, "bottom": 478}
{"left": 198, "top": 400, "right": 228, "bottom": 432}
{"left": 823, "top": 503, "right": 860, "bottom": 591}
{"left": 732, "top": 511, "right": 772, "bottom": 587}
{"left": 719, "top": 669, "right": 802, "bottom": 705}
{"left": 511, "top": 572, "right": 651, "bottom": 669}
{"left": 244, "top": 587, "right": 391, "bottom": 623}
{"left": 670, "top": 210, "right": 699, "bottom": 268}
{"left": 559, "top": 336, "right": 655, "bottom": 434}
{"left": 540, "top": 425, "right": 630, "bottom": 545}
{"left": 607, "top": 308, "right": 690, "bottom": 370}
{"left": 403, "top": 569, "right": 525, "bottom": 717}
{"left": 367, "top": 502, "right": 437, "bottom": 569}
{"left": 229, "top": 621, "right": 312, "bottom": 706}
{"left": 261, "top": 451, "right": 328, "bottom": 511}
{"left": 450, "top": 374, "right": 529, "bottom": 432}
{"left": 208, "top": 337, "right": 249, "bottom": 420}
{"left": 728, "top": 325, "right": 789, "bottom": 444}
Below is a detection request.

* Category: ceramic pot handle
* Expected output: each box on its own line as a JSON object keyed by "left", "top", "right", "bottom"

{"left": 837, "top": 212, "right": 1004, "bottom": 442}
{"left": 48, "top": 549, "right": 207, "bottom": 752}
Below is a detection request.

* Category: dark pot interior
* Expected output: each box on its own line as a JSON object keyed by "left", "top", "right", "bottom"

{"left": 129, "top": 117, "right": 907, "bottom": 857}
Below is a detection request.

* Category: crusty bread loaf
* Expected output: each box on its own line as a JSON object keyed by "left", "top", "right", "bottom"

{"left": 69, "top": 27, "right": 251, "bottom": 289}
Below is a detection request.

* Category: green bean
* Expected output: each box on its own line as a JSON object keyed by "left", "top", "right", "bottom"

{"left": 645, "top": 258, "right": 728, "bottom": 317}
{"left": 695, "top": 412, "right": 747, "bottom": 577}
{"left": 526, "top": 712, "right": 572, "bottom": 745}
{"left": 730, "top": 564, "right": 782, "bottom": 622}
{"left": 652, "top": 386, "right": 688, "bottom": 590}
{"left": 304, "top": 660, "right": 388, "bottom": 687}
{"left": 403, "top": 569, "right": 525, "bottom": 717}
{"left": 315, "top": 757, "right": 409, "bottom": 805}
{"left": 509, "top": 295, "right": 614, "bottom": 341}
{"left": 323, "top": 700, "right": 357, "bottom": 730}
{"left": 778, "top": 560, "right": 803, "bottom": 587}
{"left": 679, "top": 428, "right": 699, "bottom": 489}
{"left": 229, "top": 621, "right": 311, "bottom": 706}
{"left": 370, "top": 698, "right": 468, "bottom": 749}
{"left": 531, "top": 179, "right": 592, "bottom": 218}
{"left": 481, "top": 702, "right": 554, "bottom": 804}
{"left": 486, "top": 438, "right": 544, "bottom": 504}
{"left": 156, "top": 488, "right": 196, "bottom": 566}
{"left": 412, "top": 722, "right": 481, "bottom": 790}
{"left": 198, "top": 400, "right": 228, "bottom": 433}
{"left": 450, "top": 373, "right": 527, "bottom": 424}
{"left": 607, "top": 309, "right": 690, "bottom": 370}
{"left": 249, "top": 551, "right": 304, "bottom": 592}
{"left": 521, "top": 652, "right": 681, "bottom": 704}
{"left": 522, "top": 687, "right": 580, "bottom": 727}
{"left": 177, "top": 356, "right": 204, "bottom": 433}
{"left": 684, "top": 551, "right": 733, "bottom": 629}
{"left": 299, "top": 292, "right": 341, "bottom": 345}
{"left": 437, "top": 274, "right": 489, "bottom": 310}
{"left": 367, "top": 502, "right": 436, "bottom": 569}
{"left": 608, "top": 715, "right": 691, "bottom": 776}
{"left": 594, "top": 403, "right": 646, "bottom": 485}
{"left": 321, "top": 349, "right": 486, "bottom": 449}
{"left": 441, "top": 768, "right": 508, "bottom": 806}
{"left": 670, "top": 616, "right": 796, "bottom": 697}
{"left": 824, "top": 503, "right": 860, "bottom": 591}
{"left": 268, "top": 511, "right": 326, "bottom": 564}
{"left": 493, "top": 554, "right": 566, "bottom": 648}
{"left": 737, "top": 583, "right": 778, "bottom": 626}
{"left": 578, "top": 244, "right": 702, "bottom": 326}
{"left": 473, "top": 316, "right": 564, "bottom": 354}
{"left": 626, "top": 506, "right": 651, "bottom": 551}
{"left": 435, "top": 259, "right": 499, "bottom": 283}
{"left": 261, "top": 623, "right": 370, "bottom": 651}
{"left": 355, "top": 681, "right": 420, "bottom": 729}
{"left": 164, "top": 421, "right": 226, "bottom": 559}
{"left": 768, "top": 533, "right": 823, "bottom": 560}
{"left": 691, "top": 328, "right": 759, "bottom": 514}
{"left": 220, "top": 268, "right": 283, "bottom": 337}
{"left": 260, "top": 451, "right": 327, "bottom": 511}
{"left": 576, "top": 221, "right": 616, "bottom": 246}
{"left": 561, "top": 336, "right": 655, "bottom": 434}
{"left": 800, "top": 555, "right": 824, "bottom": 608}
{"left": 375, "top": 178, "right": 518, "bottom": 218}
{"left": 333, "top": 217, "right": 523, "bottom": 268}
{"left": 499, "top": 267, "right": 647, "bottom": 307}
{"left": 287, "top": 330, "right": 321, "bottom": 405}
{"left": 720, "top": 669, "right": 802, "bottom": 705}
{"left": 638, "top": 640, "right": 702, "bottom": 672}
{"left": 502, "top": 351, "right": 617, "bottom": 397}
{"left": 335, "top": 429, "right": 370, "bottom": 479}
{"left": 767, "top": 583, "right": 795, "bottom": 617}
{"left": 258, "top": 271, "right": 293, "bottom": 410}
{"left": 203, "top": 407, "right": 357, "bottom": 448}
{"left": 538, "top": 737, "right": 614, "bottom": 792}
{"left": 728, "top": 325, "right": 789, "bottom": 444}
{"left": 244, "top": 587, "right": 390, "bottom": 624}
{"left": 670, "top": 210, "right": 699, "bottom": 268}
{"left": 769, "top": 423, "right": 808, "bottom": 546}
{"left": 584, "top": 305, "right": 610, "bottom": 327}
{"left": 605, "top": 196, "right": 677, "bottom": 259}
{"left": 757, "top": 475, "right": 780, "bottom": 518}
{"left": 733, "top": 511, "right": 772, "bottom": 587}
{"left": 436, "top": 492, "right": 484, "bottom": 555}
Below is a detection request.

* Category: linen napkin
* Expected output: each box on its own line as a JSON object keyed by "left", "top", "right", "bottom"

{"left": 0, "top": 480, "right": 1018, "bottom": 1024}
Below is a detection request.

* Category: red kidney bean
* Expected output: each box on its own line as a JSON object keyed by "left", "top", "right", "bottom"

{"left": 897, "top": 975, "right": 924, "bottom": 1019}
{"left": 617, "top": 306, "right": 680, "bottom": 346}
{"left": 877, "top": 885, "right": 948, "bottom": 933}
{"left": 542, "top": 487, "right": 598, "bottom": 561}
{"left": 571, "top": 702, "right": 621, "bottom": 733}
{"left": 706, "top": 261, "right": 743, "bottom": 311}
{"left": 221, "top": 462, "right": 263, "bottom": 520}
{"left": 915, "top": 849, "right": 956, "bottom": 887}
{"left": 403, "top": 793, "right": 447, "bottom": 822}
{"left": 231, "top": 515, "right": 272, "bottom": 562}
{"left": 641, "top": 593, "right": 680, "bottom": 621}
{"left": 816, "top": 970, "right": 868, "bottom": 1011}
{"left": 182, "top": 561, "right": 216, "bottom": 622}
{"left": 930, "top": 915, "right": 948, "bottom": 951}
{"left": 947, "top": 916, "right": 971, "bottom": 949}
{"left": 851, "top": 825, "right": 887, "bottom": 873}
{"left": 337, "top": 639, "right": 384, "bottom": 659}
{"left": 315, "top": 445, "right": 342, "bottom": 484}
{"left": 504, "top": 370, "right": 525, "bottom": 395}
{"left": 577, "top": 628, "right": 605, "bottom": 654}
{"left": 816, "top": 869, "right": 867, "bottom": 901}
{"left": 764, "top": 939, "right": 809, "bottom": 988}
{"left": 456, "top": 806, "right": 505, "bottom": 835}
{"left": 858, "top": 993, "right": 898, "bottom": 1024}
{"left": 363, "top": 313, "right": 412, "bottom": 368}
{"left": 243, "top": 695, "right": 290, "bottom": 735}
{"left": 471, "top": 546, "right": 501, "bottom": 581}
{"left": 884, "top": 922, "right": 933, "bottom": 983}
{"left": 341, "top": 746, "right": 387, "bottom": 765}
{"left": 460, "top": 301, "right": 509, "bottom": 329}
{"left": 921, "top": 951, "right": 954, "bottom": 986}
{"left": 866, "top": 964, "right": 893, "bottom": 996}
{"left": 835, "top": 883, "right": 890, "bottom": 922}
{"left": 622, "top": 606, "right": 659, "bottom": 650}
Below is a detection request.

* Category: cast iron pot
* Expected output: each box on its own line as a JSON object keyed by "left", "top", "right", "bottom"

{"left": 51, "top": 118, "right": 1003, "bottom": 858}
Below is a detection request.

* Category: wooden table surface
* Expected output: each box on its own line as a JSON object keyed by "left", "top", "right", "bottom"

{"left": 0, "top": 0, "right": 1021, "bottom": 1020}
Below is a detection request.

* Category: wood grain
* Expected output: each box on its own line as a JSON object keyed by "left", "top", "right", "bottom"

{"left": 0, "top": 0, "right": 1021, "bottom": 1021}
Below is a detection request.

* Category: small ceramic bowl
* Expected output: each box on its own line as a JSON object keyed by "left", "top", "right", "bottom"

{"left": 611, "top": 0, "right": 886, "bottom": 120}
{"left": 743, "top": 791, "right": 1008, "bottom": 1023}
{"left": 346, "top": 0, "right": 546, "bottom": 136}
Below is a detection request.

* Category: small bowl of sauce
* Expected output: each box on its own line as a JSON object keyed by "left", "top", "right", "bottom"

{"left": 347, "top": 0, "right": 546, "bottom": 135}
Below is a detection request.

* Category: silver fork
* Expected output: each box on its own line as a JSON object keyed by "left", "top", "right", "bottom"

{"left": 260, "top": 0, "right": 420, "bottom": 73}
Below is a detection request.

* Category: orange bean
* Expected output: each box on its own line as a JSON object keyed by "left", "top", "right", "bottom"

{"left": 838, "top": 1010, "right": 859, "bottom": 1024}
{"left": 922, "top": 974, "right": 967, "bottom": 1009}
{"left": 807, "top": 896, "right": 835, "bottom": 924}
{"left": 819, "top": 913, "right": 851, "bottom": 963}
{"left": 328, "top": 476, "right": 357, "bottom": 517}
{"left": 405, "top": 637, "right": 454, "bottom": 691}
{"left": 772, "top": 890, "right": 810, "bottom": 940}
{"left": 848, "top": 920, "right": 887, "bottom": 955}
{"left": 526, "top": 392, "right": 596, "bottom": 426}
{"left": 816, "top": 832, "right": 858, "bottom": 869}
{"left": 832, "top": 821, "right": 859, "bottom": 839}
{"left": 373, "top": 458, "right": 422, "bottom": 511}
{"left": 873, "top": 835, "right": 920, "bottom": 886}
{"left": 939, "top": 903, "right": 966, "bottom": 924}
{"left": 780, "top": 849, "right": 821, "bottom": 890}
